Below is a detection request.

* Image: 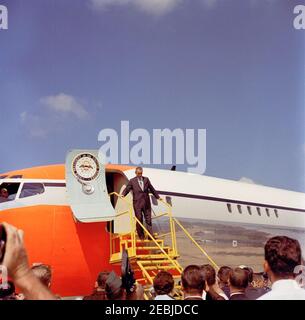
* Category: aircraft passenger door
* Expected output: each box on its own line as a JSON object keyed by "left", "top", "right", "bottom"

{"left": 65, "top": 150, "right": 115, "bottom": 223}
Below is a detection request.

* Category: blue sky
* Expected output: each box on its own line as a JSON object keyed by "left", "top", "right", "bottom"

{"left": 0, "top": 0, "right": 304, "bottom": 192}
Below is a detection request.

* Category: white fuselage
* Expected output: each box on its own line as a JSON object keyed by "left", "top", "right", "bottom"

{"left": 1, "top": 169, "right": 305, "bottom": 231}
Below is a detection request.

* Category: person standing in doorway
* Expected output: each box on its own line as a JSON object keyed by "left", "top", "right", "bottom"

{"left": 122, "top": 167, "right": 161, "bottom": 240}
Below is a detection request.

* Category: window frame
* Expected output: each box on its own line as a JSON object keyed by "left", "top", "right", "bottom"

{"left": 266, "top": 208, "right": 270, "bottom": 217}
{"left": 0, "top": 182, "right": 22, "bottom": 202}
{"left": 256, "top": 207, "right": 261, "bottom": 216}
{"left": 237, "top": 204, "right": 242, "bottom": 214}
{"left": 227, "top": 203, "right": 232, "bottom": 213}
{"left": 19, "top": 182, "right": 45, "bottom": 199}
{"left": 247, "top": 206, "right": 252, "bottom": 215}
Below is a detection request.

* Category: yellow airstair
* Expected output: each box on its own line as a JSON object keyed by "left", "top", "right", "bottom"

{"left": 108, "top": 192, "right": 218, "bottom": 299}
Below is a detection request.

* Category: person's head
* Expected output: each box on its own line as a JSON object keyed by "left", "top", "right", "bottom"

{"left": 218, "top": 266, "right": 232, "bottom": 287}
{"left": 181, "top": 265, "right": 205, "bottom": 297}
{"left": 135, "top": 167, "right": 143, "bottom": 178}
{"left": 31, "top": 264, "right": 52, "bottom": 288}
{"left": 0, "top": 280, "right": 15, "bottom": 300}
{"left": 95, "top": 271, "right": 110, "bottom": 289}
{"left": 105, "top": 271, "right": 125, "bottom": 300}
{"left": 239, "top": 265, "right": 254, "bottom": 284}
{"left": 200, "top": 264, "right": 216, "bottom": 289}
{"left": 153, "top": 271, "right": 174, "bottom": 296}
{"left": 229, "top": 268, "right": 249, "bottom": 292}
{"left": 264, "top": 236, "right": 302, "bottom": 282}
{"left": 0, "top": 188, "right": 8, "bottom": 199}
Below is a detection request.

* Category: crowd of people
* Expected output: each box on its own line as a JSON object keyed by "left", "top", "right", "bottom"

{"left": 0, "top": 222, "right": 305, "bottom": 300}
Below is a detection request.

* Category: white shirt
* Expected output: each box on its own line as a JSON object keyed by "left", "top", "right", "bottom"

{"left": 258, "top": 279, "right": 305, "bottom": 300}
{"left": 138, "top": 178, "right": 144, "bottom": 191}
{"left": 155, "top": 294, "right": 174, "bottom": 300}
{"left": 202, "top": 290, "right": 228, "bottom": 300}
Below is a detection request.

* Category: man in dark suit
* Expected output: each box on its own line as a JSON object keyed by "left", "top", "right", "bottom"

{"left": 182, "top": 265, "right": 205, "bottom": 300}
{"left": 122, "top": 167, "right": 161, "bottom": 240}
{"left": 229, "top": 268, "right": 249, "bottom": 300}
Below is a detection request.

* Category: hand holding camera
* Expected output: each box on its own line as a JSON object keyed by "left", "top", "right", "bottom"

{"left": 0, "top": 223, "right": 31, "bottom": 282}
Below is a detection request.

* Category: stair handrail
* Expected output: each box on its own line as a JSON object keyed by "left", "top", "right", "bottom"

{"left": 151, "top": 196, "right": 178, "bottom": 255}
{"left": 134, "top": 216, "right": 183, "bottom": 274}
{"left": 173, "top": 217, "right": 219, "bottom": 271}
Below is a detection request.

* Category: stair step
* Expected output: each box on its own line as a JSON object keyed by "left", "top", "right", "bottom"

{"left": 136, "top": 246, "right": 171, "bottom": 251}
{"left": 137, "top": 254, "right": 178, "bottom": 259}
{"left": 139, "top": 265, "right": 180, "bottom": 271}
{"left": 126, "top": 239, "right": 164, "bottom": 242}
{"left": 137, "top": 259, "right": 179, "bottom": 265}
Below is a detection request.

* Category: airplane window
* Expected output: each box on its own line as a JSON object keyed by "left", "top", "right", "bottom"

{"left": 227, "top": 203, "right": 232, "bottom": 213}
{"left": 266, "top": 208, "right": 270, "bottom": 217}
{"left": 0, "top": 183, "right": 21, "bottom": 202}
{"left": 20, "top": 183, "right": 45, "bottom": 199}
{"left": 165, "top": 196, "right": 172, "bottom": 206}
{"left": 237, "top": 205, "right": 242, "bottom": 214}
{"left": 10, "top": 175, "right": 23, "bottom": 179}
{"left": 274, "top": 209, "right": 279, "bottom": 218}
{"left": 0, "top": 175, "right": 8, "bottom": 179}
{"left": 247, "top": 206, "right": 252, "bottom": 215}
{"left": 257, "top": 207, "right": 261, "bottom": 216}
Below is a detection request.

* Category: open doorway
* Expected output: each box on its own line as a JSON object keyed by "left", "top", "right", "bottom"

{"left": 105, "top": 171, "right": 129, "bottom": 233}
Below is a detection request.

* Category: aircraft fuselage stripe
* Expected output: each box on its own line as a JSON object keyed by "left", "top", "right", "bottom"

{"left": 157, "top": 190, "right": 305, "bottom": 213}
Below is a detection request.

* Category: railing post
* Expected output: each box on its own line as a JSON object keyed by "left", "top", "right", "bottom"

{"left": 173, "top": 217, "right": 219, "bottom": 271}
{"left": 110, "top": 218, "right": 113, "bottom": 257}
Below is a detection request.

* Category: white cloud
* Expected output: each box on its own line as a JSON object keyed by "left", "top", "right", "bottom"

{"left": 134, "top": 0, "right": 182, "bottom": 15}
{"left": 239, "top": 177, "right": 256, "bottom": 184}
{"left": 91, "top": 0, "right": 131, "bottom": 9}
{"left": 20, "top": 93, "right": 89, "bottom": 138}
{"left": 200, "top": 0, "right": 218, "bottom": 9}
{"left": 40, "top": 93, "right": 88, "bottom": 120}
{"left": 90, "top": 0, "right": 225, "bottom": 15}
{"left": 20, "top": 111, "right": 49, "bottom": 138}
{"left": 90, "top": 0, "right": 182, "bottom": 16}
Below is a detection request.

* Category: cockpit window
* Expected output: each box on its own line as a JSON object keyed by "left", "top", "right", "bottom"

{"left": 20, "top": 183, "right": 45, "bottom": 199}
{"left": 10, "top": 175, "right": 23, "bottom": 179}
{"left": 0, "top": 175, "right": 8, "bottom": 179}
{"left": 0, "top": 183, "right": 21, "bottom": 203}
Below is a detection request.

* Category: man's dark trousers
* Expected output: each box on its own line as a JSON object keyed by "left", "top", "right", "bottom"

{"left": 122, "top": 176, "right": 160, "bottom": 239}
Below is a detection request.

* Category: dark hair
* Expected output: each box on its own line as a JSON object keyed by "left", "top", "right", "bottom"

{"left": 264, "top": 236, "right": 302, "bottom": 277}
{"left": 241, "top": 266, "right": 254, "bottom": 283}
{"left": 229, "top": 268, "right": 249, "bottom": 290}
{"left": 105, "top": 271, "right": 124, "bottom": 300}
{"left": 97, "top": 271, "right": 110, "bottom": 288}
{"left": 218, "top": 266, "right": 232, "bottom": 285}
{"left": 181, "top": 265, "right": 205, "bottom": 294}
{"left": 31, "top": 264, "right": 52, "bottom": 287}
{"left": 153, "top": 271, "right": 174, "bottom": 295}
{"left": 200, "top": 264, "right": 216, "bottom": 286}
{"left": 135, "top": 167, "right": 143, "bottom": 172}
{"left": 0, "top": 281, "right": 15, "bottom": 299}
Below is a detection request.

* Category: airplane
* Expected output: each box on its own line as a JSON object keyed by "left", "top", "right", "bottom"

{"left": 0, "top": 150, "right": 305, "bottom": 297}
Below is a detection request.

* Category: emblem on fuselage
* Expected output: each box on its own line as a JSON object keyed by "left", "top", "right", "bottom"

{"left": 72, "top": 153, "right": 100, "bottom": 182}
